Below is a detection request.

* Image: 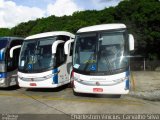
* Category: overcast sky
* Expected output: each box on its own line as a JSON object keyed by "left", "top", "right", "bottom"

{"left": 0, "top": 0, "right": 122, "bottom": 28}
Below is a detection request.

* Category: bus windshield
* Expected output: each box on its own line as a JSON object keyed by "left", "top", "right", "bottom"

{"left": 73, "top": 31, "right": 129, "bottom": 74}
{"left": 0, "top": 38, "right": 8, "bottom": 50}
{"left": 19, "top": 37, "right": 56, "bottom": 73}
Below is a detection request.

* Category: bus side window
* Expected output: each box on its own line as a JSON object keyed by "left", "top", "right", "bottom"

{"left": 57, "top": 35, "right": 70, "bottom": 42}
{"left": 55, "top": 43, "right": 67, "bottom": 67}
{"left": 70, "top": 42, "right": 74, "bottom": 56}
{"left": 59, "top": 35, "right": 73, "bottom": 56}
{"left": 7, "top": 40, "right": 23, "bottom": 72}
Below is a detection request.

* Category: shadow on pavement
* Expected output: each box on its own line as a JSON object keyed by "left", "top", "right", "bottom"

{"left": 73, "top": 92, "right": 121, "bottom": 98}
{"left": 0, "top": 85, "right": 20, "bottom": 91}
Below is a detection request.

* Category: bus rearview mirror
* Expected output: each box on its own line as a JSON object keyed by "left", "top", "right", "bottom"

{"left": 64, "top": 39, "right": 74, "bottom": 55}
{"left": 129, "top": 34, "right": 134, "bottom": 51}
{"left": 52, "top": 40, "right": 64, "bottom": 54}
{"left": 10, "top": 45, "right": 21, "bottom": 58}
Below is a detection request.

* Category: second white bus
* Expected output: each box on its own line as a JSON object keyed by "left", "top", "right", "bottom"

{"left": 18, "top": 31, "right": 75, "bottom": 88}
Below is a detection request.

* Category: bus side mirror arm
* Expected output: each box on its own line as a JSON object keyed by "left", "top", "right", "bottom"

{"left": 64, "top": 39, "right": 74, "bottom": 55}
{"left": 52, "top": 40, "right": 65, "bottom": 54}
{"left": 10, "top": 45, "right": 21, "bottom": 58}
{"left": 129, "top": 34, "right": 134, "bottom": 51}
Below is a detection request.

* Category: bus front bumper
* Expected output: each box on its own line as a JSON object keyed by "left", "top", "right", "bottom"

{"left": 73, "top": 80, "right": 129, "bottom": 95}
{"left": 0, "top": 78, "right": 7, "bottom": 87}
{"left": 0, "top": 77, "right": 17, "bottom": 87}
{"left": 18, "top": 78, "right": 69, "bottom": 88}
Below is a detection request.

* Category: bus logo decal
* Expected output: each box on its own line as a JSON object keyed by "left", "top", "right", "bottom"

{"left": 96, "top": 82, "right": 100, "bottom": 86}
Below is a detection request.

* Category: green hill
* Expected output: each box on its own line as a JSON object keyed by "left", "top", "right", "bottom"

{"left": 0, "top": 0, "right": 159, "bottom": 60}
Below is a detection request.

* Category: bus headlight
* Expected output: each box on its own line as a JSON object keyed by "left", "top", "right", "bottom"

{"left": 45, "top": 74, "right": 53, "bottom": 79}
{"left": 0, "top": 78, "right": 5, "bottom": 83}
{"left": 18, "top": 74, "right": 54, "bottom": 81}
{"left": 113, "top": 76, "right": 129, "bottom": 83}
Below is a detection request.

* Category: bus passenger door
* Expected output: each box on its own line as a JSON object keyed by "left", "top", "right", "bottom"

{"left": 55, "top": 43, "right": 68, "bottom": 84}
{"left": 7, "top": 39, "right": 23, "bottom": 86}
{"left": 64, "top": 39, "right": 74, "bottom": 81}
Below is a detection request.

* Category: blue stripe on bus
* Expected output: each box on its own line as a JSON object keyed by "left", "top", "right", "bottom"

{"left": 0, "top": 51, "right": 4, "bottom": 61}
{"left": 125, "top": 70, "right": 130, "bottom": 76}
{"left": 52, "top": 68, "right": 58, "bottom": 84}
{"left": 125, "top": 70, "right": 130, "bottom": 90}
{"left": 0, "top": 73, "right": 7, "bottom": 78}
{"left": 125, "top": 79, "right": 129, "bottom": 90}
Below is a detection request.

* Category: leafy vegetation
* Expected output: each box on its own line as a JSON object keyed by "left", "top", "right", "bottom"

{"left": 0, "top": 0, "right": 159, "bottom": 60}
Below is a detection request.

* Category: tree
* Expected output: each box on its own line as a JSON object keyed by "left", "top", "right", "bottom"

{"left": 0, "top": 28, "right": 11, "bottom": 36}
{"left": 0, "top": 0, "right": 159, "bottom": 59}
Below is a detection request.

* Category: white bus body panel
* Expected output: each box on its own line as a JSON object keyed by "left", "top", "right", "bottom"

{"left": 77, "top": 24, "right": 126, "bottom": 33}
{"left": 73, "top": 71, "right": 129, "bottom": 94}
{"left": 25, "top": 31, "right": 75, "bottom": 40}
{"left": 18, "top": 71, "right": 56, "bottom": 88}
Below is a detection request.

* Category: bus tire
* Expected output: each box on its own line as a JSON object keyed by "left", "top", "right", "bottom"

{"left": 67, "top": 82, "right": 72, "bottom": 88}
{"left": 73, "top": 90, "right": 80, "bottom": 96}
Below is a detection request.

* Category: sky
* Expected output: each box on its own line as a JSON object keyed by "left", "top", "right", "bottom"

{"left": 0, "top": 0, "right": 122, "bottom": 28}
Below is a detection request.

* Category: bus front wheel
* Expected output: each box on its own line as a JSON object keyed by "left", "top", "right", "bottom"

{"left": 73, "top": 90, "right": 81, "bottom": 96}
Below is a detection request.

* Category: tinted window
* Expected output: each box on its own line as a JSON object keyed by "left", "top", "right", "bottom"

{"left": 0, "top": 38, "right": 9, "bottom": 49}
{"left": 55, "top": 43, "right": 67, "bottom": 67}
{"left": 19, "top": 37, "right": 56, "bottom": 73}
{"left": 73, "top": 31, "right": 129, "bottom": 74}
{"left": 70, "top": 42, "right": 74, "bottom": 56}
{"left": 7, "top": 40, "right": 23, "bottom": 72}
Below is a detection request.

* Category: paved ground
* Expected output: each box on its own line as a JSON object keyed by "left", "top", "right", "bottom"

{"left": 130, "top": 71, "right": 160, "bottom": 101}
{"left": 132, "top": 71, "right": 160, "bottom": 92}
{"left": 0, "top": 71, "right": 159, "bottom": 118}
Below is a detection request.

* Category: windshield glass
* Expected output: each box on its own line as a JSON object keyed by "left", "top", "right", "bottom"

{"left": 98, "top": 32, "right": 128, "bottom": 72}
{"left": 0, "top": 38, "right": 8, "bottom": 49}
{"left": 19, "top": 37, "right": 56, "bottom": 73}
{"left": 73, "top": 33, "right": 97, "bottom": 71}
{"left": 73, "top": 31, "right": 129, "bottom": 74}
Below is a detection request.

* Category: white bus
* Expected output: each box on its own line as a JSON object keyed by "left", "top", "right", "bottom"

{"left": 72, "top": 24, "right": 134, "bottom": 96}
{"left": 18, "top": 31, "right": 75, "bottom": 88}
{"left": 0, "top": 37, "right": 23, "bottom": 87}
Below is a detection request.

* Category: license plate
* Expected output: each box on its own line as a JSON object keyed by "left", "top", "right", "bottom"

{"left": 30, "top": 83, "right": 37, "bottom": 86}
{"left": 93, "top": 88, "right": 103, "bottom": 92}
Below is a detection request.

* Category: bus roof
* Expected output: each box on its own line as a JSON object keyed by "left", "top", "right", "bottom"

{"left": 25, "top": 31, "right": 75, "bottom": 40}
{"left": 77, "top": 24, "right": 126, "bottom": 33}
